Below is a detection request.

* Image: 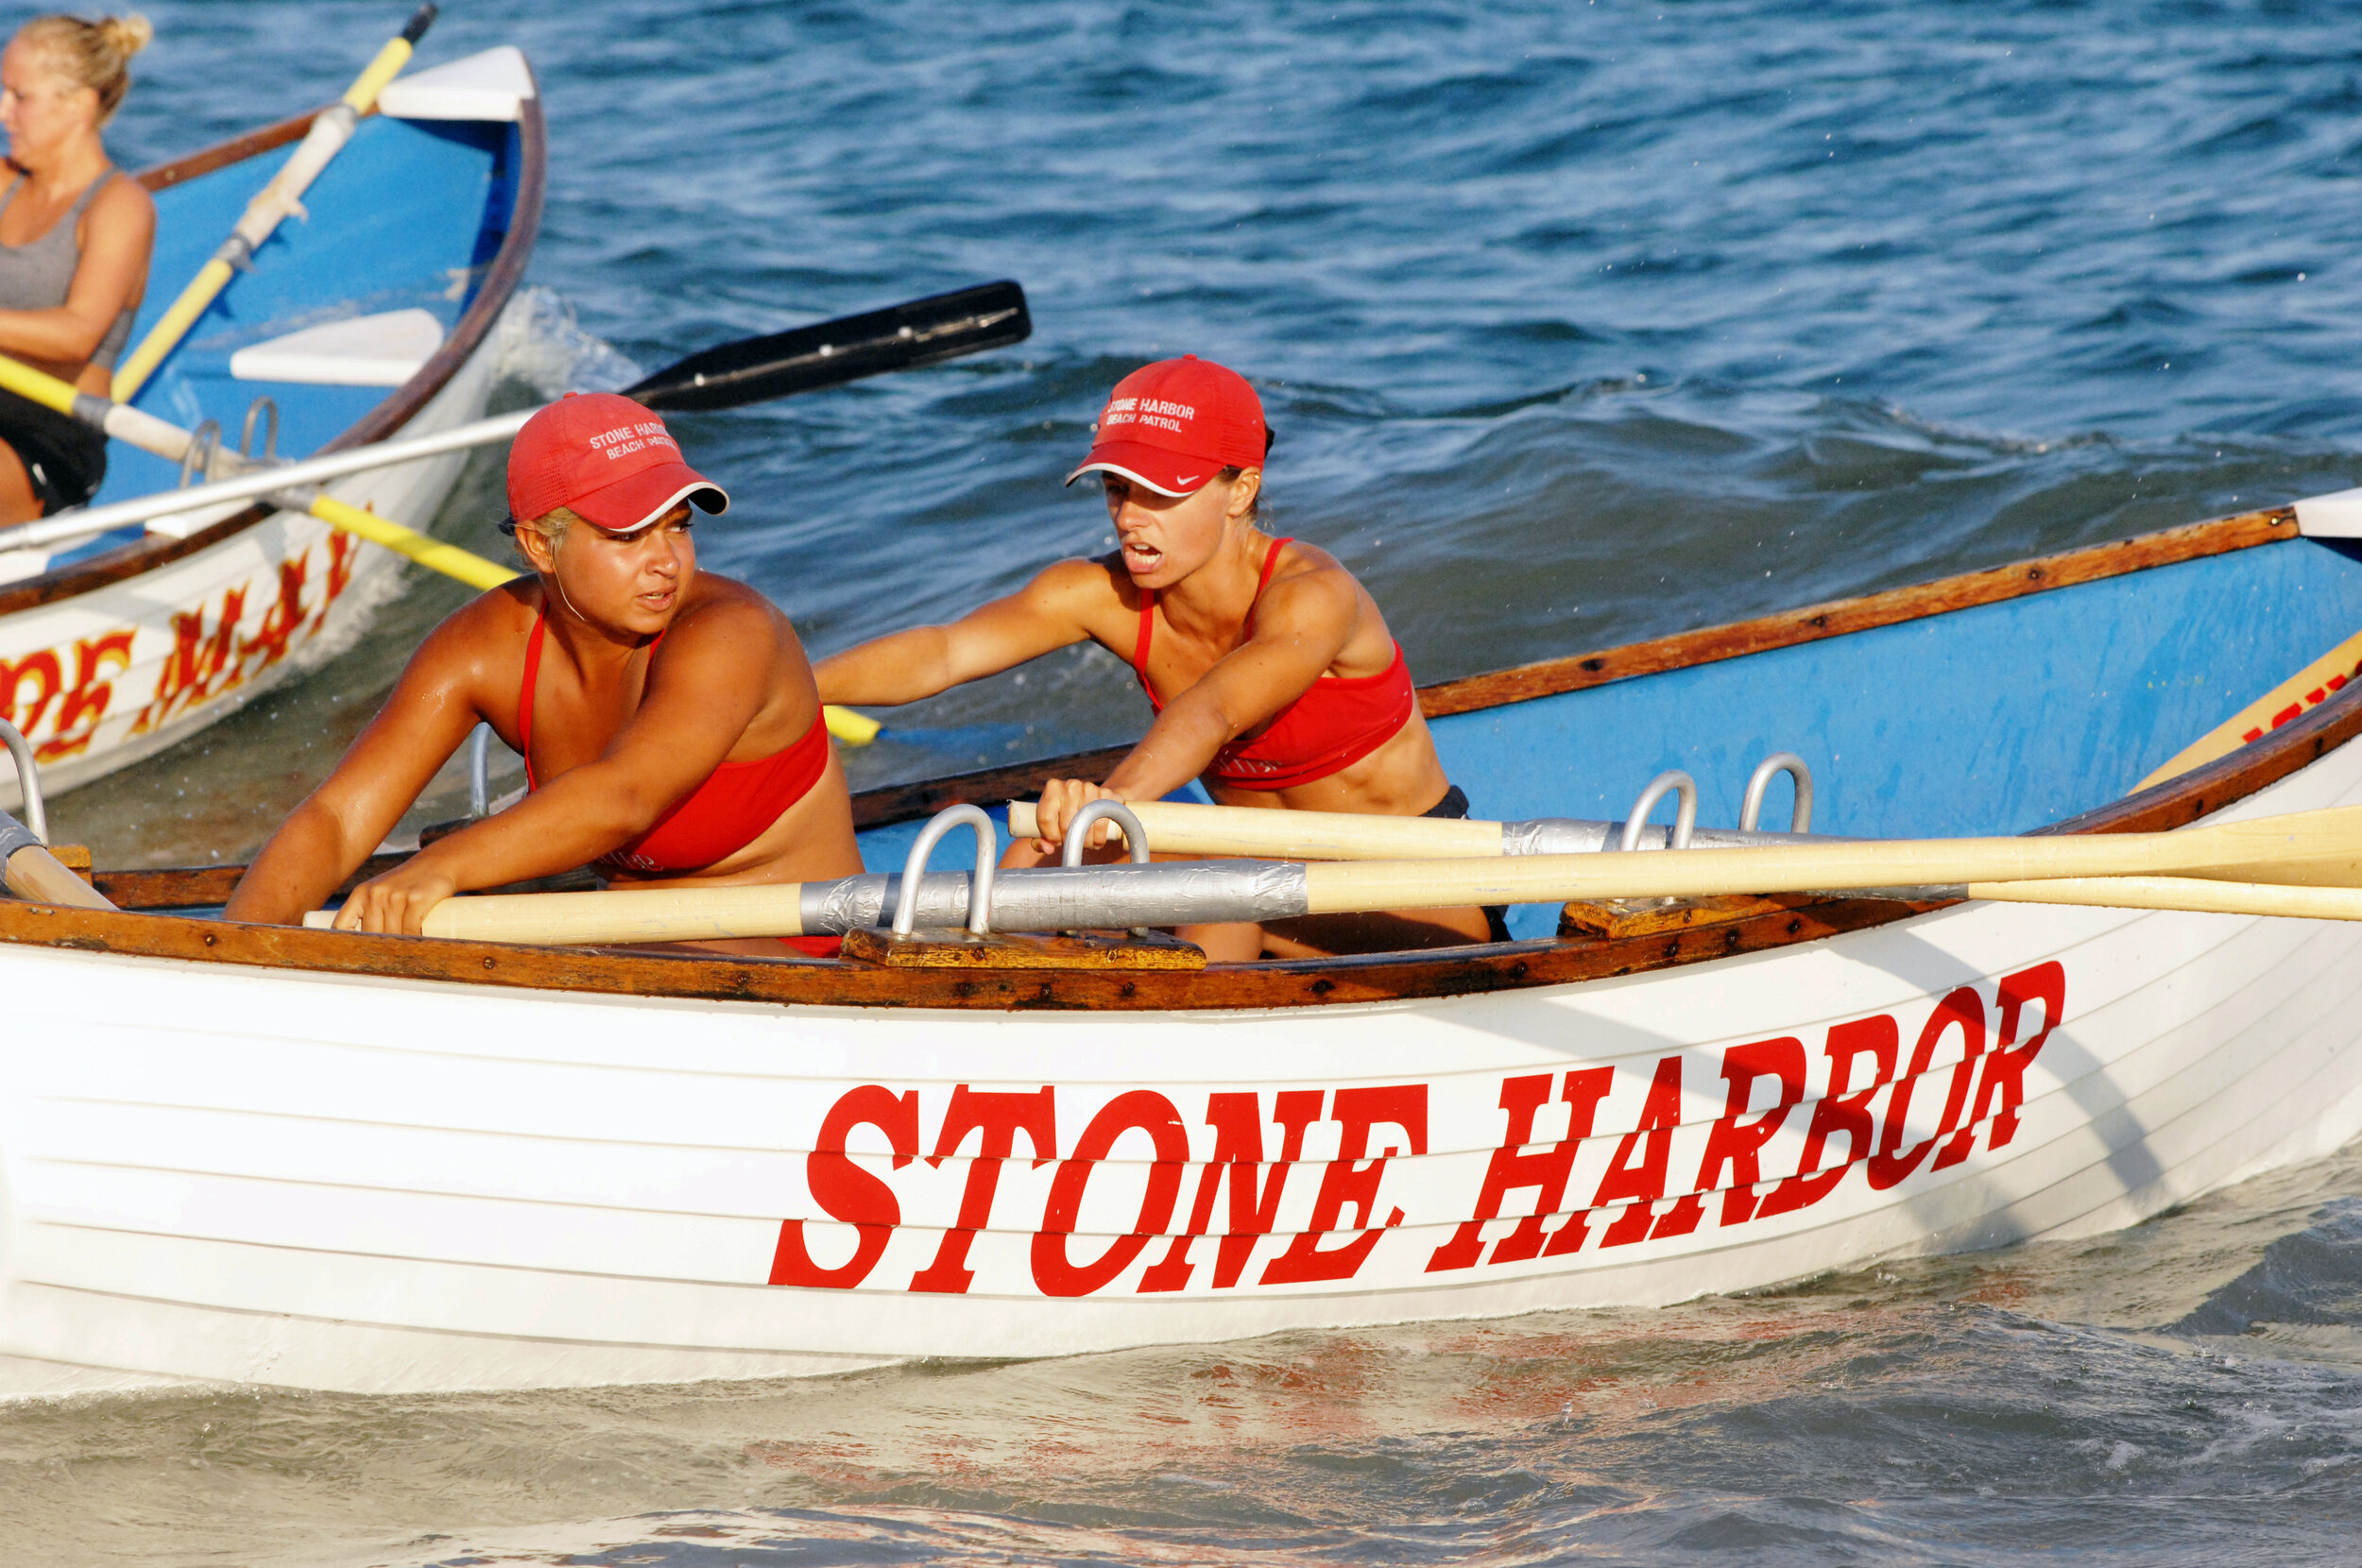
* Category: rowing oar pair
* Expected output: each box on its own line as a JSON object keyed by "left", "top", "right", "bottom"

{"left": 0, "top": 279, "right": 1031, "bottom": 744}
{"left": 293, "top": 801, "right": 2362, "bottom": 945}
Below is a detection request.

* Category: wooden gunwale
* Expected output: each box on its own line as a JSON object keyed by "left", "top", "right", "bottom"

{"left": 10, "top": 502, "right": 2351, "bottom": 1013}
{"left": 0, "top": 94, "right": 550, "bottom": 618}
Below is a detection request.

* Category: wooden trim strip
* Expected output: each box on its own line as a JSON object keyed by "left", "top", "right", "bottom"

{"left": 845, "top": 505, "right": 2302, "bottom": 828}
{"left": 0, "top": 887, "right": 1948, "bottom": 1013}
{"left": 0, "top": 97, "right": 548, "bottom": 616}
{"left": 138, "top": 104, "right": 325, "bottom": 193}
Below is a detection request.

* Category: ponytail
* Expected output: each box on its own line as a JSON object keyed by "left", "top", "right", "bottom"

{"left": 15, "top": 13, "right": 151, "bottom": 123}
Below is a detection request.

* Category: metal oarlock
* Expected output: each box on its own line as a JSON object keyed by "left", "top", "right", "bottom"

{"left": 1060, "top": 800, "right": 1151, "bottom": 867}
{"left": 239, "top": 396, "right": 279, "bottom": 463}
{"left": 1619, "top": 771, "right": 1697, "bottom": 853}
{"left": 177, "top": 419, "right": 223, "bottom": 489}
{"left": 0, "top": 717, "right": 43, "bottom": 844}
{"left": 1740, "top": 752, "right": 1814, "bottom": 834}
{"left": 893, "top": 804, "right": 997, "bottom": 936}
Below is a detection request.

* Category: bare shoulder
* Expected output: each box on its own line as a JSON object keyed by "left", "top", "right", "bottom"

{"left": 1258, "top": 539, "right": 1361, "bottom": 620}
{"left": 91, "top": 172, "right": 156, "bottom": 230}
{"left": 409, "top": 579, "right": 538, "bottom": 687}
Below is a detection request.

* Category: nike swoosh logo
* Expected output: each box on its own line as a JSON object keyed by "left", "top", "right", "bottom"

{"left": 1173, "top": 473, "right": 1202, "bottom": 486}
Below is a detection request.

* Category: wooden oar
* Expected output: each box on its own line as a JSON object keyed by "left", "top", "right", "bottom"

{"left": 0, "top": 810, "right": 113, "bottom": 911}
{"left": 0, "top": 282, "right": 1032, "bottom": 742}
{"left": 300, "top": 804, "right": 2362, "bottom": 945}
{"left": 109, "top": 5, "right": 438, "bottom": 401}
{"left": 1008, "top": 797, "right": 1506, "bottom": 859}
{"left": 0, "top": 281, "right": 1032, "bottom": 556}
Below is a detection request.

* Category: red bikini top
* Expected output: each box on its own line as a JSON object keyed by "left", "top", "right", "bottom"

{"left": 519, "top": 611, "right": 830, "bottom": 874}
{"left": 1132, "top": 537, "right": 1416, "bottom": 792}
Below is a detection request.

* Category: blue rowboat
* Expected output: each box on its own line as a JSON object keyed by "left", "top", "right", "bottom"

{"left": 0, "top": 45, "right": 542, "bottom": 809}
{"left": 2, "top": 491, "right": 2362, "bottom": 1391}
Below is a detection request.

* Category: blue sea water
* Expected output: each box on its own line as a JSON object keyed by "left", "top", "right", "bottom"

{"left": 15, "top": 0, "right": 2362, "bottom": 1561}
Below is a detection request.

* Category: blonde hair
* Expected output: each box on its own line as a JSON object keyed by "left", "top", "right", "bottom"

{"left": 522, "top": 504, "right": 584, "bottom": 560}
{"left": 16, "top": 13, "right": 150, "bottom": 122}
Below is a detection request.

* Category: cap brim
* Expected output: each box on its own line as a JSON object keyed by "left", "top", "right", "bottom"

{"left": 568, "top": 460, "right": 730, "bottom": 536}
{"left": 1063, "top": 438, "right": 1228, "bottom": 497}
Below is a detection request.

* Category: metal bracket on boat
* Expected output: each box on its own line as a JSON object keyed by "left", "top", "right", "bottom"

{"left": 892, "top": 803, "right": 996, "bottom": 937}
{"left": 0, "top": 717, "right": 44, "bottom": 844}
{"left": 1739, "top": 752, "right": 1813, "bottom": 834}
{"left": 1061, "top": 800, "right": 1151, "bottom": 868}
{"left": 239, "top": 396, "right": 280, "bottom": 463}
{"left": 1063, "top": 799, "right": 1153, "bottom": 937}
{"left": 1618, "top": 771, "right": 1697, "bottom": 852}
{"left": 177, "top": 419, "right": 224, "bottom": 489}
{"left": 468, "top": 723, "right": 492, "bottom": 818}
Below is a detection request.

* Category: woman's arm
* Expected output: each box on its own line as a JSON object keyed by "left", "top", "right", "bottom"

{"left": 327, "top": 596, "right": 781, "bottom": 933}
{"left": 0, "top": 177, "right": 152, "bottom": 366}
{"left": 222, "top": 601, "right": 499, "bottom": 927}
{"left": 815, "top": 557, "right": 1108, "bottom": 707}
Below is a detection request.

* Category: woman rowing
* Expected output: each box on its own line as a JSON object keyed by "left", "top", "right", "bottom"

{"left": 225, "top": 394, "right": 863, "bottom": 952}
{"left": 0, "top": 12, "right": 153, "bottom": 522}
{"left": 817, "top": 354, "right": 1503, "bottom": 960}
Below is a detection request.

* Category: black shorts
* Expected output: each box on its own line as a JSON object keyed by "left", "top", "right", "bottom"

{"left": 1423, "top": 783, "right": 1515, "bottom": 943}
{"left": 0, "top": 384, "right": 107, "bottom": 514}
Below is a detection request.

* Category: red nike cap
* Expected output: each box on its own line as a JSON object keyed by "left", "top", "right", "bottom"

{"left": 1066, "top": 355, "right": 1269, "bottom": 497}
{"left": 505, "top": 392, "right": 728, "bottom": 537}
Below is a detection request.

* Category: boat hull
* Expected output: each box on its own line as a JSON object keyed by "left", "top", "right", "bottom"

{"left": 4, "top": 737, "right": 2357, "bottom": 1391}
{"left": 0, "top": 86, "right": 542, "bottom": 811}
{"left": 0, "top": 349, "right": 499, "bottom": 808}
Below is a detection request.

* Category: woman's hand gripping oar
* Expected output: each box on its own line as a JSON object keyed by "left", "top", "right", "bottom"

{"left": 109, "top": 4, "right": 439, "bottom": 401}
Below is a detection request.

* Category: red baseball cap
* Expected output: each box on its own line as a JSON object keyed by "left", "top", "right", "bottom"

{"left": 504, "top": 392, "right": 728, "bottom": 537}
{"left": 1066, "top": 355, "right": 1269, "bottom": 497}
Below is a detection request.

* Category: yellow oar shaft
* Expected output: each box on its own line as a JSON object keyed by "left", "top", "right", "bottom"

{"left": 111, "top": 8, "right": 435, "bottom": 401}
{"left": 305, "top": 492, "right": 514, "bottom": 589}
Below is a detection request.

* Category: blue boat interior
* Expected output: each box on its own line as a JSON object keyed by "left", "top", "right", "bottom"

{"left": 47, "top": 113, "right": 521, "bottom": 570}
{"left": 854, "top": 536, "right": 2362, "bottom": 940}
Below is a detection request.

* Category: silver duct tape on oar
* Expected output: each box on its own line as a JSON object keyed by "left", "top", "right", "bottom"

{"left": 0, "top": 716, "right": 43, "bottom": 844}
{"left": 802, "top": 860, "right": 1311, "bottom": 937}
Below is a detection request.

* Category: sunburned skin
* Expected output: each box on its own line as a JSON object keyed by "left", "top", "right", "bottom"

{"left": 224, "top": 503, "right": 863, "bottom": 944}
{"left": 817, "top": 469, "right": 1495, "bottom": 960}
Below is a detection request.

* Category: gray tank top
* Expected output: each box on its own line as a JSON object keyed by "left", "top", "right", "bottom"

{"left": 0, "top": 168, "right": 135, "bottom": 370}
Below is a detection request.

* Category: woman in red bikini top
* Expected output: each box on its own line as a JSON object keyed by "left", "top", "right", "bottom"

{"left": 226, "top": 393, "right": 863, "bottom": 951}
{"left": 818, "top": 355, "right": 1500, "bottom": 961}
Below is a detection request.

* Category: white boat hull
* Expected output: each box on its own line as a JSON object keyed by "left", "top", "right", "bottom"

{"left": 3, "top": 741, "right": 2357, "bottom": 1392}
{"left": 0, "top": 344, "right": 501, "bottom": 812}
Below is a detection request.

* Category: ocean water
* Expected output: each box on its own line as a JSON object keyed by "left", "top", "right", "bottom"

{"left": 11, "top": 0, "right": 2362, "bottom": 1559}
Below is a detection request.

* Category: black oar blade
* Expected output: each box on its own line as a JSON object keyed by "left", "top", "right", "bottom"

{"left": 625, "top": 281, "right": 1031, "bottom": 414}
